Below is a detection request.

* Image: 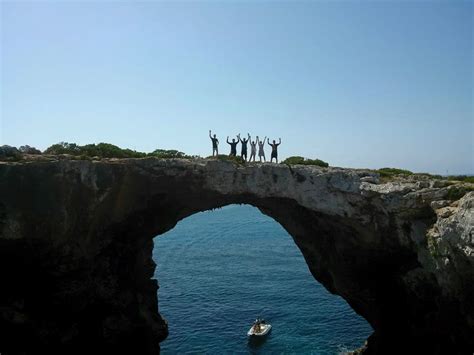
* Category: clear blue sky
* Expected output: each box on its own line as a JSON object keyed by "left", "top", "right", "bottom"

{"left": 1, "top": 0, "right": 472, "bottom": 174}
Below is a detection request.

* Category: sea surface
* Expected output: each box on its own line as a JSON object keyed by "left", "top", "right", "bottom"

{"left": 153, "top": 204, "right": 372, "bottom": 354}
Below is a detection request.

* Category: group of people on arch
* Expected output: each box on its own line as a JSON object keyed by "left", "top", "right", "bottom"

{"left": 209, "top": 130, "right": 282, "bottom": 163}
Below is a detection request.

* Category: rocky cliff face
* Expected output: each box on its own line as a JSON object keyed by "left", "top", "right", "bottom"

{"left": 0, "top": 157, "right": 472, "bottom": 354}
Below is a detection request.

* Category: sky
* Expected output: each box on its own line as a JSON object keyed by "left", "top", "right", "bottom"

{"left": 1, "top": 0, "right": 472, "bottom": 174}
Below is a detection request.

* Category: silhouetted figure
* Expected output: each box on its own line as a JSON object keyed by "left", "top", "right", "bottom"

{"left": 268, "top": 138, "right": 281, "bottom": 163}
{"left": 209, "top": 130, "right": 219, "bottom": 156}
{"left": 249, "top": 139, "right": 257, "bottom": 162}
{"left": 257, "top": 136, "right": 266, "bottom": 162}
{"left": 239, "top": 133, "right": 250, "bottom": 161}
{"left": 227, "top": 135, "right": 239, "bottom": 157}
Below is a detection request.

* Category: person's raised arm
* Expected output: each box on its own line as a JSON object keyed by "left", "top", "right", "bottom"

{"left": 227, "top": 136, "right": 230, "bottom": 144}
{"left": 277, "top": 138, "right": 281, "bottom": 146}
{"left": 267, "top": 138, "right": 272, "bottom": 146}
{"left": 209, "top": 130, "right": 212, "bottom": 139}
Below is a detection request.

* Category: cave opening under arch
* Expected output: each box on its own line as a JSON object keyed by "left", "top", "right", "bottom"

{"left": 152, "top": 204, "right": 373, "bottom": 353}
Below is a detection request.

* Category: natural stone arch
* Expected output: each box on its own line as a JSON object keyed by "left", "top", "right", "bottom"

{"left": 0, "top": 158, "right": 472, "bottom": 354}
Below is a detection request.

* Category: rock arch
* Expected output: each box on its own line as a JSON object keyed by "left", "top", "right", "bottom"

{"left": 0, "top": 158, "right": 472, "bottom": 354}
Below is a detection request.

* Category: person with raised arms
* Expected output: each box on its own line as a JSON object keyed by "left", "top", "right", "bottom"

{"left": 257, "top": 136, "right": 266, "bottom": 162}
{"left": 268, "top": 138, "right": 281, "bottom": 163}
{"left": 209, "top": 130, "right": 219, "bottom": 156}
{"left": 227, "top": 135, "right": 239, "bottom": 157}
{"left": 249, "top": 137, "right": 257, "bottom": 162}
{"left": 239, "top": 133, "right": 250, "bottom": 161}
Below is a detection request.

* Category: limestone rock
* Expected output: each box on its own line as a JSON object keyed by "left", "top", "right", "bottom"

{"left": 0, "top": 158, "right": 472, "bottom": 354}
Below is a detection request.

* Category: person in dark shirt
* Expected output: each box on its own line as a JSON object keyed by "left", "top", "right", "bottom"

{"left": 209, "top": 130, "right": 219, "bottom": 156}
{"left": 268, "top": 138, "right": 281, "bottom": 163}
{"left": 239, "top": 133, "right": 250, "bottom": 161}
{"left": 227, "top": 135, "right": 239, "bottom": 157}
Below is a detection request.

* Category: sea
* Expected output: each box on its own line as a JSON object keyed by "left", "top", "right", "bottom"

{"left": 153, "top": 204, "right": 372, "bottom": 354}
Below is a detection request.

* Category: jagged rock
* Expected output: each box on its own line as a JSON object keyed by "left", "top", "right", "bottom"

{"left": 431, "top": 199, "right": 451, "bottom": 209}
{"left": 436, "top": 206, "right": 457, "bottom": 218}
{"left": 0, "top": 158, "right": 472, "bottom": 354}
{"left": 360, "top": 175, "right": 379, "bottom": 184}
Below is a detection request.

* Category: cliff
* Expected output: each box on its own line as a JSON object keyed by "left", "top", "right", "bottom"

{"left": 0, "top": 157, "right": 472, "bottom": 354}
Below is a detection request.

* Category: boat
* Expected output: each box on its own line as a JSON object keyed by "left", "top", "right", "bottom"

{"left": 247, "top": 318, "right": 272, "bottom": 337}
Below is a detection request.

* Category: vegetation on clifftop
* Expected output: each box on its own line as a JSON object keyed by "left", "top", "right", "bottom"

{"left": 0, "top": 145, "right": 22, "bottom": 161}
{"left": 44, "top": 142, "right": 147, "bottom": 158}
{"left": 377, "top": 167, "right": 414, "bottom": 177}
{"left": 148, "top": 149, "right": 198, "bottom": 159}
{"left": 41, "top": 142, "right": 201, "bottom": 160}
{"left": 445, "top": 185, "right": 474, "bottom": 200}
{"left": 281, "top": 156, "right": 329, "bottom": 167}
{"left": 375, "top": 167, "right": 474, "bottom": 184}
{"left": 446, "top": 175, "right": 474, "bottom": 184}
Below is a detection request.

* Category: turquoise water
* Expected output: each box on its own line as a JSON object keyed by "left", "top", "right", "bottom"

{"left": 153, "top": 204, "right": 372, "bottom": 354}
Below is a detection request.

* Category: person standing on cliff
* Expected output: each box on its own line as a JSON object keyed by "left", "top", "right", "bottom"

{"left": 249, "top": 138, "right": 257, "bottom": 162}
{"left": 257, "top": 136, "right": 266, "bottom": 162}
{"left": 268, "top": 138, "right": 281, "bottom": 163}
{"left": 226, "top": 135, "right": 239, "bottom": 157}
{"left": 209, "top": 130, "right": 219, "bottom": 156}
{"left": 239, "top": 133, "right": 250, "bottom": 161}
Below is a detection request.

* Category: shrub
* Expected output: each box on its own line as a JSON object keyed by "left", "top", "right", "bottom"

{"left": 447, "top": 175, "right": 474, "bottom": 184}
{"left": 19, "top": 145, "right": 42, "bottom": 155}
{"left": 11, "top": 142, "right": 203, "bottom": 160}
{"left": 377, "top": 167, "right": 413, "bottom": 177}
{"left": 446, "top": 186, "right": 474, "bottom": 201}
{"left": 81, "top": 143, "right": 146, "bottom": 158}
{"left": 281, "top": 156, "right": 329, "bottom": 167}
{"left": 0, "top": 145, "right": 22, "bottom": 161}
{"left": 44, "top": 142, "right": 147, "bottom": 158}
{"left": 148, "top": 149, "right": 189, "bottom": 159}
{"left": 44, "top": 142, "right": 81, "bottom": 155}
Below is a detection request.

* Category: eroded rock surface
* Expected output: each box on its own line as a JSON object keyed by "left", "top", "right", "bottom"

{"left": 0, "top": 158, "right": 472, "bottom": 354}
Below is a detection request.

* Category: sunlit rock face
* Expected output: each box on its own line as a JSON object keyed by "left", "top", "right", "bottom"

{"left": 0, "top": 157, "right": 472, "bottom": 354}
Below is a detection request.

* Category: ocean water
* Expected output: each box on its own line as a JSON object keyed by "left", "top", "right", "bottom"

{"left": 153, "top": 204, "right": 372, "bottom": 354}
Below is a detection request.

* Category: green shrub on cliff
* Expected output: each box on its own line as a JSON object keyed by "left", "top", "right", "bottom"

{"left": 44, "top": 142, "right": 82, "bottom": 155}
{"left": 0, "top": 145, "right": 22, "bottom": 161}
{"left": 44, "top": 142, "right": 146, "bottom": 159}
{"left": 446, "top": 185, "right": 474, "bottom": 201}
{"left": 44, "top": 142, "right": 203, "bottom": 160}
{"left": 19, "top": 145, "right": 42, "bottom": 155}
{"left": 45, "top": 142, "right": 146, "bottom": 158}
{"left": 447, "top": 175, "right": 474, "bottom": 184}
{"left": 148, "top": 149, "right": 190, "bottom": 159}
{"left": 377, "top": 167, "right": 413, "bottom": 177}
{"left": 81, "top": 143, "right": 146, "bottom": 158}
{"left": 281, "top": 156, "right": 329, "bottom": 167}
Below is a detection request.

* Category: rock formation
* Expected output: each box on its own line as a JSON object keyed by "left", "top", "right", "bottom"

{"left": 0, "top": 157, "right": 472, "bottom": 354}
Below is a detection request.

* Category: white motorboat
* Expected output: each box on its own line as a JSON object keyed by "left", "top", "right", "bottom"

{"left": 247, "top": 318, "right": 272, "bottom": 337}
